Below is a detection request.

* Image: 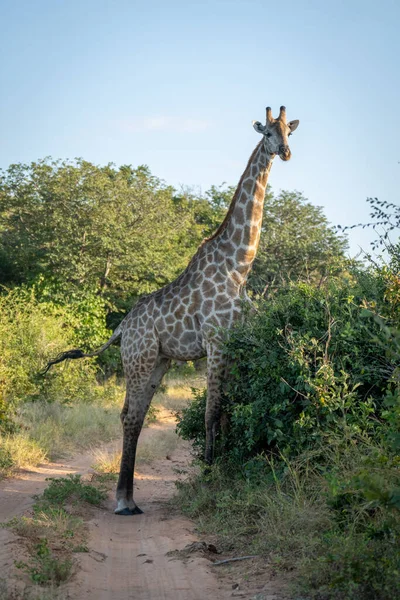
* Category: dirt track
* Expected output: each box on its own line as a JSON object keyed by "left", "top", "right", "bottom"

{"left": 0, "top": 411, "right": 285, "bottom": 600}
{"left": 0, "top": 412, "right": 233, "bottom": 600}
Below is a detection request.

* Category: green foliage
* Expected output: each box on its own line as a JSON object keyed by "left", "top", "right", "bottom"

{"left": 6, "top": 474, "right": 107, "bottom": 589}
{"left": 176, "top": 437, "right": 400, "bottom": 600}
{"left": 178, "top": 271, "right": 395, "bottom": 462}
{"left": 16, "top": 538, "right": 73, "bottom": 586}
{"left": 0, "top": 160, "right": 207, "bottom": 306}
{"left": 0, "top": 445, "right": 14, "bottom": 476}
{"left": 0, "top": 288, "right": 111, "bottom": 429}
{"left": 176, "top": 387, "right": 207, "bottom": 456}
{"left": 176, "top": 249, "right": 400, "bottom": 600}
{"left": 37, "top": 474, "right": 107, "bottom": 510}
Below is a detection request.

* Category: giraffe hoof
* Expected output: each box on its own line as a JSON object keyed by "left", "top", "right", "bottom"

{"left": 115, "top": 506, "right": 143, "bottom": 516}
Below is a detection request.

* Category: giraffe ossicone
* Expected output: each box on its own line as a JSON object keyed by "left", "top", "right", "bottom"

{"left": 44, "top": 106, "right": 300, "bottom": 515}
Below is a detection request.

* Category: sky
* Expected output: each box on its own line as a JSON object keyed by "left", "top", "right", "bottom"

{"left": 0, "top": 0, "right": 399, "bottom": 256}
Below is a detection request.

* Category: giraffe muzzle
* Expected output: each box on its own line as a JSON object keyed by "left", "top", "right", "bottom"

{"left": 279, "top": 145, "right": 291, "bottom": 161}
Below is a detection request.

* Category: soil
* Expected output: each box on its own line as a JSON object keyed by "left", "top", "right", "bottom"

{"left": 0, "top": 410, "right": 288, "bottom": 600}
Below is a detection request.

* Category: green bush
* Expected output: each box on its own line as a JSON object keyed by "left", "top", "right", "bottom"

{"left": 0, "top": 288, "right": 115, "bottom": 429}
{"left": 176, "top": 437, "right": 400, "bottom": 600}
{"left": 176, "top": 387, "right": 207, "bottom": 457}
{"left": 37, "top": 474, "right": 107, "bottom": 509}
{"left": 177, "top": 270, "right": 398, "bottom": 463}
{"left": 176, "top": 265, "right": 400, "bottom": 600}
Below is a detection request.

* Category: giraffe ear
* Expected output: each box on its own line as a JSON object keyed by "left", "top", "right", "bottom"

{"left": 252, "top": 120, "right": 266, "bottom": 134}
{"left": 288, "top": 120, "right": 299, "bottom": 132}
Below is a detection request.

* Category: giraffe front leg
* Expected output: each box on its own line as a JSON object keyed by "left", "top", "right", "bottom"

{"left": 115, "top": 409, "right": 144, "bottom": 515}
{"left": 205, "top": 344, "right": 226, "bottom": 465}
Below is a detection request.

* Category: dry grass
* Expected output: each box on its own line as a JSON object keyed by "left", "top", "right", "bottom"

{"left": 92, "top": 428, "right": 180, "bottom": 474}
{"left": 92, "top": 443, "right": 121, "bottom": 474}
{"left": 154, "top": 373, "right": 206, "bottom": 412}
{"left": 0, "top": 389, "right": 124, "bottom": 478}
{"left": 7, "top": 509, "right": 84, "bottom": 548}
{"left": 0, "top": 579, "right": 67, "bottom": 600}
{"left": 136, "top": 428, "right": 180, "bottom": 463}
{"left": 0, "top": 436, "right": 47, "bottom": 476}
{"left": 1, "top": 371, "right": 201, "bottom": 480}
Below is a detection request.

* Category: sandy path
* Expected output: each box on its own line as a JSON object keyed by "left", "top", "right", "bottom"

{"left": 0, "top": 411, "right": 231, "bottom": 600}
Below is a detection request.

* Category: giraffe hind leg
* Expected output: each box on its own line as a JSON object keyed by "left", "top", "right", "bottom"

{"left": 115, "top": 353, "right": 171, "bottom": 515}
{"left": 204, "top": 343, "right": 226, "bottom": 465}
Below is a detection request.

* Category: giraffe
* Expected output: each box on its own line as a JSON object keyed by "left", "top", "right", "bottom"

{"left": 44, "top": 106, "right": 299, "bottom": 515}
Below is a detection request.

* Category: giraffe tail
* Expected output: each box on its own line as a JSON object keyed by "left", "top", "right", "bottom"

{"left": 41, "top": 320, "right": 125, "bottom": 375}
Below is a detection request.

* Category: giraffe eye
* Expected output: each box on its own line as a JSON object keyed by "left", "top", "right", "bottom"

{"left": 266, "top": 132, "right": 272, "bottom": 138}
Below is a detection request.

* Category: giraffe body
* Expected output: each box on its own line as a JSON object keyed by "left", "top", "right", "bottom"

{"left": 44, "top": 106, "right": 299, "bottom": 515}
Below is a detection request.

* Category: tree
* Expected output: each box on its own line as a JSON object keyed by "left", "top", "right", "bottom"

{"left": 0, "top": 159, "right": 207, "bottom": 307}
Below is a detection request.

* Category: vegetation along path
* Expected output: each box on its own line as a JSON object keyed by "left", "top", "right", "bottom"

{"left": 1, "top": 408, "right": 282, "bottom": 600}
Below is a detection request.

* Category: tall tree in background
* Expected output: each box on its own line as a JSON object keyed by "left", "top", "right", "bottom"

{"left": 0, "top": 160, "right": 206, "bottom": 307}
{"left": 0, "top": 160, "right": 348, "bottom": 309}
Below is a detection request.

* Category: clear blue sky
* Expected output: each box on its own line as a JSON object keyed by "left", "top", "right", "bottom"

{"left": 1, "top": 0, "right": 399, "bottom": 255}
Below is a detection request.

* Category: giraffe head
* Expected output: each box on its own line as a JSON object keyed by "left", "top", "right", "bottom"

{"left": 252, "top": 106, "right": 299, "bottom": 161}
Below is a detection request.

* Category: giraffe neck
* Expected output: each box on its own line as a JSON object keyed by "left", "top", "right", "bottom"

{"left": 210, "top": 140, "right": 274, "bottom": 280}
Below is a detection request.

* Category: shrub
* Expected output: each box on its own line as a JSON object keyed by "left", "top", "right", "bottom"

{"left": 177, "top": 270, "right": 398, "bottom": 463}
{"left": 0, "top": 288, "right": 114, "bottom": 429}
{"left": 37, "top": 474, "right": 107, "bottom": 509}
{"left": 176, "top": 436, "right": 400, "bottom": 600}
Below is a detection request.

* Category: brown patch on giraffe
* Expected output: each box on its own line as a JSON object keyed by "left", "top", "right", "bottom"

{"left": 236, "top": 247, "right": 255, "bottom": 264}
{"left": 226, "top": 278, "right": 239, "bottom": 295}
{"left": 214, "top": 271, "right": 226, "bottom": 284}
{"left": 175, "top": 306, "right": 185, "bottom": 320}
{"left": 165, "top": 314, "right": 175, "bottom": 326}
{"left": 183, "top": 315, "right": 194, "bottom": 329}
{"left": 189, "top": 289, "right": 202, "bottom": 310}
{"left": 242, "top": 179, "right": 253, "bottom": 194}
{"left": 204, "top": 264, "right": 216, "bottom": 278}
{"left": 234, "top": 206, "right": 245, "bottom": 225}
{"left": 202, "top": 280, "right": 215, "bottom": 295}
{"left": 231, "top": 228, "right": 242, "bottom": 246}
{"left": 230, "top": 270, "right": 243, "bottom": 285}
{"left": 173, "top": 321, "right": 183, "bottom": 337}
{"left": 195, "top": 272, "right": 204, "bottom": 285}
{"left": 214, "top": 294, "right": 232, "bottom": 311}
{"left": 202, "top": 299, "right": 213, "bottom": 313}
{"left": 169, "top": 295, "right": 178, "bottom": 308}
{"left": 180, "top": 285, "right": 191, "bottom": 300}
{"left": 221, "top": 240, "right": 235, "bottom": 255}
{"left": 180, "top": 330, "right": 198, "bottom": 346}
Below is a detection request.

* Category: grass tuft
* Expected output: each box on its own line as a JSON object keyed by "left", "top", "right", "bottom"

{"left": 16, "top": 538, "right": 73, "bottom": 586}
{"left": 3, "top": 474, "right": 107, "bottom": 591}
{"left": 37, "top": 474, "right": 107, "bottom": 509}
